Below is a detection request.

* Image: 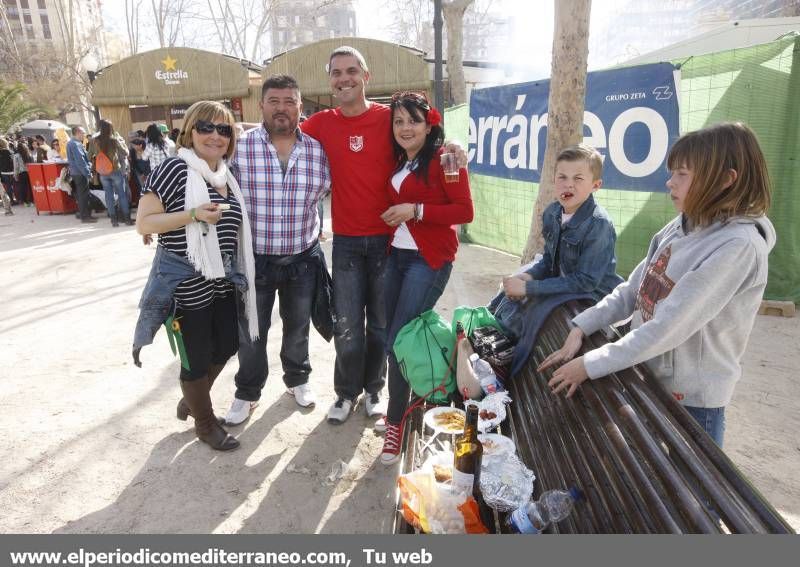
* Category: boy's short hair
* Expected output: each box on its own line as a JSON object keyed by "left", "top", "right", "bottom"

{"left": 556, "top": 143, "right": 603, "bottom": 180}
{"left": 327, "top": 45, "right": 369, "bottom": 74}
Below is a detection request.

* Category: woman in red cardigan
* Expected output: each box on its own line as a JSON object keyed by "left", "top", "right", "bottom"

{"left": 377, "top": 92, "right": 474, "bottom": 465}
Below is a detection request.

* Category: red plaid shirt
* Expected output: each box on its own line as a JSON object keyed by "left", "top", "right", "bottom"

{"left": 231, "top": 125, "right": 330, "bottom": 255}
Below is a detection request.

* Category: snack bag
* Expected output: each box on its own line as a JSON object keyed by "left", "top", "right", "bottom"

{"left": 398, "top": 468, "right": 489, "bottom": 534}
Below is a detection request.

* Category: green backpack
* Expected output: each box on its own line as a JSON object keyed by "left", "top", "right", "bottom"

{"left": 451, "top": 305, "right": 503, "bottom": 338}
{"left": 393, "top": 309, "right": 457, "bottom": 404}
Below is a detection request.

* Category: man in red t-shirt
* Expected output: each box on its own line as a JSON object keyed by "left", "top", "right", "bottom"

{"left": 301, "top": 47, "right": 393, "bottom": 425}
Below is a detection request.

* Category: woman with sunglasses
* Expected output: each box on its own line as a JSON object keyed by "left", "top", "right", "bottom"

{"left": 134, "top": 101, "right": 258, "bottom": 452}
{"left": 377, "top": 92, "right": 474, "bottom": 465}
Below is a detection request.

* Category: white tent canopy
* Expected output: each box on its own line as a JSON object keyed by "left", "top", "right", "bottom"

{"left": 625, "top": 17, "right": 800, "bottom": 65}
{"left": 19, "top": 119, "right": 71, "bottom": 140}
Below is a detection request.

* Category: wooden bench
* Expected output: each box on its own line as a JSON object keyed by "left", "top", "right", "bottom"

{"left": 505, "top": 301, "right": 794, "bottom": 533}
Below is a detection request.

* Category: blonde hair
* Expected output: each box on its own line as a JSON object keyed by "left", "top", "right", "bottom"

{"left": 667, "top": 122, "right": 771, "bottom": 227}
{"left": 556, "top": 143, "right": 603, "bottom": 181}
{"left": 178, "top": 100, "right": 237, "bottom": 159}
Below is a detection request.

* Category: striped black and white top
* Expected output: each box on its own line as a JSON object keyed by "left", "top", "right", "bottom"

{"left": 143, "top": 157, "right": 243, "bottom": 310}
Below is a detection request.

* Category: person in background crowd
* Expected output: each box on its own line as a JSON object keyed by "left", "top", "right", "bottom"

{"left": 134, "top": 100, "right": 258, "bottom": 452}
{"left": 159, "top": 124, "right": 177, "bottom": 156}
{"left": 33, "top": 135, "right": 50, "bottom": 162}
{"left": 12, "top": 140, "right": 33, "bottom": 207}
{"left": 47, "top": 139, "right": 62, "bottom": 161}
{"left": 378, "top": 92, "right": 473, "bottom": 464}
{"left": 67, "top": 126, "right": 97, "bottom": 223}
{"left": 141, "top": 123, "right": 174, "bottom": 170}
{"left": 169, "top": 128, "right": 180, "bottom": 144}
{"left": 88, "top": 119, "right": 132, "bottom": 226}
{"left": 129, "top": 137, "right": 149, "bottom": 194}
{"left": 224, "top": 74, "right": 331, "bottom": 425}
{"left": 0, "top": 138, "right": 15, "bottom": 213}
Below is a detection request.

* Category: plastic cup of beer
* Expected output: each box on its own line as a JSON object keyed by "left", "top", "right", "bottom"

{"left": 441, "top": 152, "right": 459, "bottom": 183}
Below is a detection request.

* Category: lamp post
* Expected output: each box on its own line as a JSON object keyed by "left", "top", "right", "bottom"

{"left": 82, "top": 52, "right": 102, "bottom": 129}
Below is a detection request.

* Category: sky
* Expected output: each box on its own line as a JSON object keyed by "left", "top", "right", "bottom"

{"left": 100, "top": 0, "right": 622, "bottom": 82}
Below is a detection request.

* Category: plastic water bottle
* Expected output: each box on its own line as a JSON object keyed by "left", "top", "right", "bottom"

{"left": 469, "top": 353, "right": 500, "bottom": 395}
{"left": 506, "top": 488, "right": 582, "bottom": 534}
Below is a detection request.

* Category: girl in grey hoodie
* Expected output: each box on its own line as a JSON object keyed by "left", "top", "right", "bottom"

{"left": 540, "top": 122, "right": 775, "bottom": 447}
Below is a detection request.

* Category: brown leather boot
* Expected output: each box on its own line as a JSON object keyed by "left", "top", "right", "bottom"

{"left": 180, "top": 377, "right": 240, "bottom": 451}
{"left": 177, "top": 364, "right": 224, "bottom": 423}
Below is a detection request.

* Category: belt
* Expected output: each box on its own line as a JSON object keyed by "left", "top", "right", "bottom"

{"left": 258, "top": 240, "right": 321, "bottom": 266}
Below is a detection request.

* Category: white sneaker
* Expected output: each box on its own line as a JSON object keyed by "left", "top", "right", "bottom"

{"left": 365, "top": 392, "right": 386, "bottom": 418}
{"left": 327, "top": 398, "right": 353, "bottom": 424}
{"left": 374, "top": 415, "right": 387, "bottom": 433}
{"left": 287, "top": 383, "right": 316, "bottom": 408}
{"left": 224, "top": 397, "right": 258, "bottom": 426}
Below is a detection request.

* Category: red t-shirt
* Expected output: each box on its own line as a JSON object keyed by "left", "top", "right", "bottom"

{"left": 301, "top": 103, "right": 394, "bottom": 236}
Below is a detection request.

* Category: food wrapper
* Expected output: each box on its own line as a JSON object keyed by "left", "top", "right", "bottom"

{"left": 479, "top": 453, "right": 535, "bottom": 512}
{"left": 464, "top": 391, "right": 512, "bottom": 432}
{"left": 398, "top": 467, "right": 489, "bottom": 534}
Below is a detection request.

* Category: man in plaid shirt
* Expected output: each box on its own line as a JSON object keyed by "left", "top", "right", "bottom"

{"left": 225, "top": 74, "right": 331, "bottom": 425}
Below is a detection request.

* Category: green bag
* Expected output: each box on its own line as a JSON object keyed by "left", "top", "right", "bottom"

{"left": 393, "top": 309, "right": 457, "bottom": 404}
{"left": 451, "top": 306, "right": 503, "bottom": 338}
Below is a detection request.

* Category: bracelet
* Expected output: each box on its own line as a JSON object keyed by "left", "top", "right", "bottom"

{"left": 189, "top": 208, "right": 197, "bottom": 223}
{"left": 413, "top": 203, "right": 421, "bottom": 222}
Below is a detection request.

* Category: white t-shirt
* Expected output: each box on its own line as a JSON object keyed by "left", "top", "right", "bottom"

{"left": 390, "top": 162, "right": 418, "bottom": 250}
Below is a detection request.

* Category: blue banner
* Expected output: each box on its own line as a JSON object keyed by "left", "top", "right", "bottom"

{"left": 468, "top": 63, "right": 680, "bottom": 192}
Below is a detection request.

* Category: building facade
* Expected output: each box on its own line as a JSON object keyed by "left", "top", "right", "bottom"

{"left": 270, "top": 0, "right": 356, "bottom": 56}
{"left": 1, "top": 0, "right": 105, "bottom": 62}
{"left": 590, "top": 0, "right": 800, "bottom": 69}
{"left": 1, "top": 0, "right": 107, "bottom": 127}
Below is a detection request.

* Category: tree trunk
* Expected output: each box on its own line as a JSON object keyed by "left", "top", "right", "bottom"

{"left": 521, "top": 0, "right": 591, "bottom": 263}
{"left": 442, "top": 0, "right": 473, "bottom": 106}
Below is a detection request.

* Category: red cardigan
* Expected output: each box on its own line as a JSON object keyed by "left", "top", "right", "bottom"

{"left": 387, "top": 148, "right": 474, "bottom": 269}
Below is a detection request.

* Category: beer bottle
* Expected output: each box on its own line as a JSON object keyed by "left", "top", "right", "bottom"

{"left": 452, "top": 405, "right": 482, "bottom": 498}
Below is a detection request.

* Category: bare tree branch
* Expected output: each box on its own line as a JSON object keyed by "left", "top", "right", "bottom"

{"left": 125, "top": 0, "right": 143, "bottom": 55}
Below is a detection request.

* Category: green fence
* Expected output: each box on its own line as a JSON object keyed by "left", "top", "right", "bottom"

{"left": 448, "top": 36, "right": 800, "bottom": 303}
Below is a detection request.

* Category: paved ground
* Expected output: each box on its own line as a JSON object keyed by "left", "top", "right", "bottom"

{"left": 1, "top": 204, "right": 798, "bottom": 533}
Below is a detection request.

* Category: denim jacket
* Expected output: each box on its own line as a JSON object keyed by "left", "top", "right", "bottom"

{"left": 525, "top": 195, "right": 623, "bottom": 300}
{"left": 66, "top": 138, "right": 91, "bottom": 178}
{"left": 132, "top": 246, "right": 247, "bottom": 366}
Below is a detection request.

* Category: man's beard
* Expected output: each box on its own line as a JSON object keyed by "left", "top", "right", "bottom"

{"left": 268, "top": 114, "right": 295, "bottom": 134}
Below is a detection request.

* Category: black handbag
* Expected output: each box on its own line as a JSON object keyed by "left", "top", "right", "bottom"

{"left": 469, "top": 325, "right": 515, "bottom": 379}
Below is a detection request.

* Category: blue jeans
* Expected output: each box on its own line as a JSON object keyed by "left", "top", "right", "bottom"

{"left": 685, "top": 406, "right": 726, "bottom": 447}
{"left": 331, "top": 234, "right": 389, "bottom": 401}
{"left": 385, "top": 248, "right": 453, "bottom": 424}
{"left": 99, "top": 170, "right": 130, "bottom": 219}
{"left": 234, "top": 253, "right": 317, "bottom": 401}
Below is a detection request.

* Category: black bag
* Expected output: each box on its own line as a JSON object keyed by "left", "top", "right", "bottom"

{"left": 469, "top": 325, "right": 515, "bottom": 379}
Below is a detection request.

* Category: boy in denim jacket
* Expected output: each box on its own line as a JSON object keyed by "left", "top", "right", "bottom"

{"left": 492, "top": 144, "right": 623, "bottom": 338}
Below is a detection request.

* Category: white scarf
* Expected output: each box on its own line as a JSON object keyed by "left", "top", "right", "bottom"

{"left": 178, "top": 147, "right": 259, "bottom": 341}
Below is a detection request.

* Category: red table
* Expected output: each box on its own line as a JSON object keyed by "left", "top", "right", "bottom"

{"left": 28, "top": 163, "right": 50, "bottom": 214}
{"left": 42, "top": 162, "right": 77, "bottom": 214}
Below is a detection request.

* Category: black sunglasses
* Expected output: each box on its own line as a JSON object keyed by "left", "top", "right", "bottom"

{"left": 194, "top": 120, "right": 233, "bottom": 138}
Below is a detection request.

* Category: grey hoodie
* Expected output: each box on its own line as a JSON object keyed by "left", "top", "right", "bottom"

{"left": 573, "top": 214, "right": 776, "bottom": 408}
